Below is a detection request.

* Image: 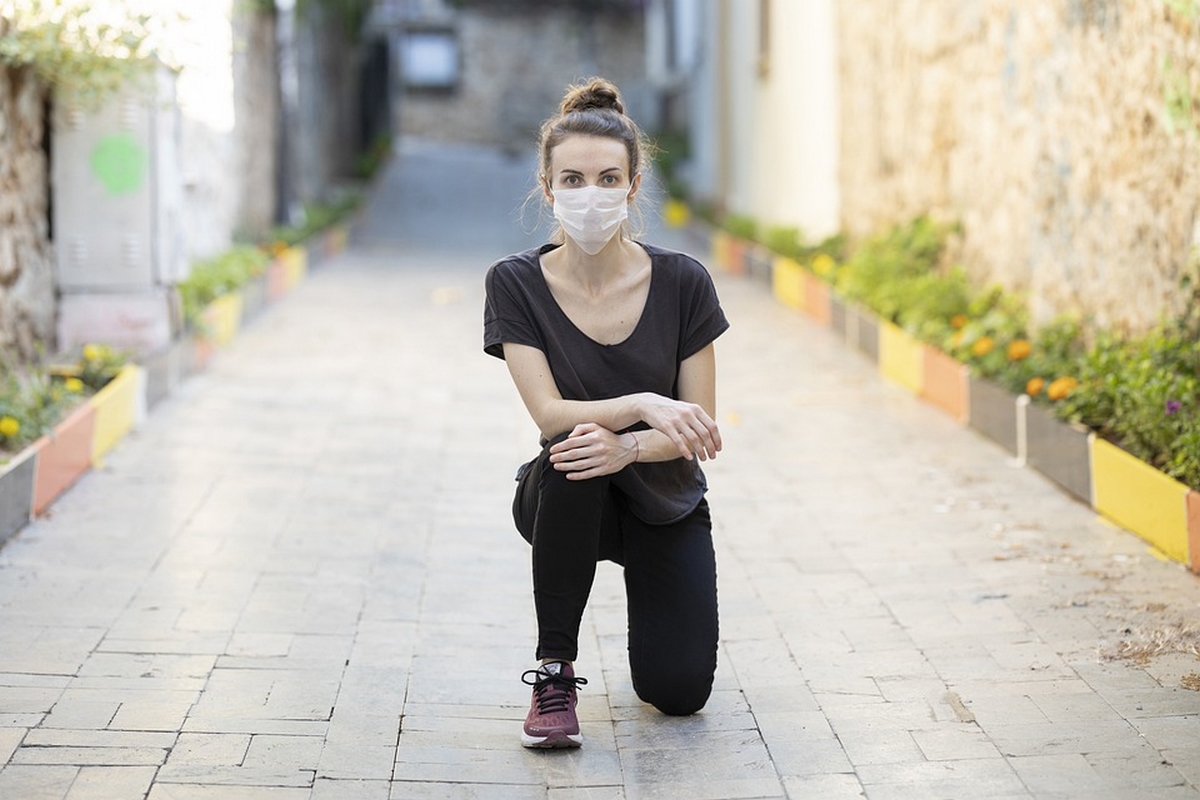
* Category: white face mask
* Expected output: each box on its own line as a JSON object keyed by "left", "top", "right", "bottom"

{"left": 551, "top": 185, "right": 630, "bottom": 255}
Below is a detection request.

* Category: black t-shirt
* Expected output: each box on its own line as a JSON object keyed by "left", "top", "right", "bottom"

{"left": 483, "top": 242, "right": 730, "bottom": 524}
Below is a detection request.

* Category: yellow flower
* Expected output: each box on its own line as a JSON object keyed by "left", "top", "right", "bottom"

{"left": 82, "top": 344, "right": 102, "bottom": 362}
{"left": 663, "top": 199, "right": 690, "bottom": 228}
{"left": 1047, "top": 376, "right": 1078, "bottom": 401}
{"left": 64, "top": 377, "right": 85, "bottom": 393}
{"left": 811, "top": 253, "right": 836, "bottom": 277}
{"left": 1025, "top": 377, "right": 1045, "bottom": 397}
{"left": 971, "top": 336, "right": 995, "bottom": 357}
{"left": 950, "top": 314, "right": 968, "bottom": 330}
{"left": 950, "top": 330, "right": 965, "bottom": 348}
{"left": 1007, "top": 339, "right": 1032, "bottom": 361}
{"left": 0, "top": 416, "right": 19, "bottom": 438}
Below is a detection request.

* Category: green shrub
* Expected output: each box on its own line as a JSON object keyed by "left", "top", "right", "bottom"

{"left": 178, "top": 245, "right": 270, "bottom": 327}
{"left": 721, "top": 214, "right": 757, "bottom": 241}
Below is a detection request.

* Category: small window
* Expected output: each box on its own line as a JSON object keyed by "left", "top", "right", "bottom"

{"left": 401, "top": 27, "right": 459, "bottom": 91}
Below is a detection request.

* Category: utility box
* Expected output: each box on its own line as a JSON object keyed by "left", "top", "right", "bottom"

{"left": 53, "top": 68, "right": 186, "bottom": 354}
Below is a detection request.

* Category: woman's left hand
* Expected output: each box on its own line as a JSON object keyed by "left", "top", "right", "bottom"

{"left": 549, "top": 423, "right": 636, "bottom": 480}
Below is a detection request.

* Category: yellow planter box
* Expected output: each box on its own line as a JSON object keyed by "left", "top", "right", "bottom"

{"left": 281, "top": 245, "right": 308, "bottom": 288}
{"left": 90, "top": 364, "right": 143, "bottom": 465}
{"left": 879, "top": 321, "right": 924, "bottom": 395}
{"left": 203, "top": 293, "right": 244, "bottom": 347}
{"left": 1092, "top": 438, "right": 1190, "bottom": 564}
{"left": 772, "top": 256, "right": 806, "bottom": 311}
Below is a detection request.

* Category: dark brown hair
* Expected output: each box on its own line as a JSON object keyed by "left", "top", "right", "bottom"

{"left": 538, "top": 77, "right": 652, "bottom": 184}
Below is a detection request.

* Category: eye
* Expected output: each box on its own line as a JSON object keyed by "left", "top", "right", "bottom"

{"left": 602, "top": 174, "right": 620, "bottom": 185}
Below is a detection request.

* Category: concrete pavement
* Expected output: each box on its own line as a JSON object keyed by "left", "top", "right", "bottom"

{"left": 1, "top": 138, "right": 1199, "bottom": 799}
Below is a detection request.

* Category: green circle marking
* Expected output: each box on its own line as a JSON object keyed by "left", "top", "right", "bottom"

{"left": 90, "top": 133, "right": 147, "bottom": 195}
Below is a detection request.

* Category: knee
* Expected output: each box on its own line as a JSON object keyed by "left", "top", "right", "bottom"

{"left": 632, "top": 663, "right": 714, "bottom": 716}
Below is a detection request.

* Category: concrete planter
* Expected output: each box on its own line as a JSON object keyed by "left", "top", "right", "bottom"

{"left": 1092, "top": 438, "right": 1190, "bottom": 565}
{"left": 0, "top": 448, "right": 37, "bottom": 543}
{"left": 879, "top": 321, "right": 923, "bottom": 395}
{"left": 853, "top": 306, "right": 880, "bottom": 363}
{"left": 32, "top": 403, "right": 95, "bottom": 516}
{"left": 142, "top": 338, "right": 193, "bottom": 410}
{"left": 324, "top": 225, "right": 349, "bottom": 258}
{"left": 240, "top": 276, "right": 269, "bottom": 323}
{"left": 920, "top": 346, "right": 969, "bottom": 423}
{"left": 829, "top": 295, "right": 847, "bottom": 342}
{"left": 1025, "top": 402, "right": 1092, "bottom": 505}
{"left": 1188, "top": 492, "right": 1200, "bottom": 574}
{"left": 745, "top": 245, "right": 774, "bottom": 285}
{"left": 967, "top": 376, "right": 1020, "bottom": 455}
{"left": 771, "top": 255, "right": 806, "bottom": 311}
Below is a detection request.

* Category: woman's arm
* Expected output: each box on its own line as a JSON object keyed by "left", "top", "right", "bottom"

{"left": 502, "top": 342, "right": 721, "bottom": 463}
{"left": 626, "top": 342, "right": 719, "bottom": 464}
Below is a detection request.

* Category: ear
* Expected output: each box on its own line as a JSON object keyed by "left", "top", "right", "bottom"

{"left": 627, "top": 172, "right": 643, "bottom": 202}
{"left": 541, "top": 176, "right": 554, "bottom": 203}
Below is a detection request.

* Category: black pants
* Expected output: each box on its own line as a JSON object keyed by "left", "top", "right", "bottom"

{"left": 512, "top": 436, "right": 719, "bottom": 716}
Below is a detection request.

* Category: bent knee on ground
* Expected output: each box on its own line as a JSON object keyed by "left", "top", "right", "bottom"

{"left": 633, "top": 668, "right": 714, "bottom": 716}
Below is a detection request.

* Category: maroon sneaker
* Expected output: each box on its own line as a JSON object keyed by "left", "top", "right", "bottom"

{"left": 520, "top": 661, "right": 588, "bottom": 748}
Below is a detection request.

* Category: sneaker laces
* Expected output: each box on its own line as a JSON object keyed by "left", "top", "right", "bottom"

{"left": 522, "top": 665, "right": 588, "bottom": 714}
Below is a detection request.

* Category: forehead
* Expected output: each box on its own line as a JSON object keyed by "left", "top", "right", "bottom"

{"left": 549, "top": 134, "right": 629, "bottom": 173}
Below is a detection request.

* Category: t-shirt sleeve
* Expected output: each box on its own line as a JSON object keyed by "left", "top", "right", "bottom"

{"left": 483, "top": 260, "right": 543, "bottom": 360}
{"left": 679, "top": 258, "right": 730, "bottom": 361}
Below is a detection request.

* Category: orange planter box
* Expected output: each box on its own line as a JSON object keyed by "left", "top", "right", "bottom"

{"left": 802, "top": 273, "right": 831, "bottom": 327}
{"left": 726, "top": 238, "right": 748, "bottom": 276}
{"left": 32, "top": 403, "right": 96, "bottom": 515}
{"left": 921, "top": 346, "right": 969, "bottom": 423}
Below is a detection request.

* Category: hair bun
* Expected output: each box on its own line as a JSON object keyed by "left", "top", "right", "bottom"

{"left": 559, "top": 78, "right": 625, "bottom": 116}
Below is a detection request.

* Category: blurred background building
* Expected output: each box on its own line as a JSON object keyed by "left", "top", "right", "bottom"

{"left": 1, "top": 0, "right": 1196, "bottom": 361}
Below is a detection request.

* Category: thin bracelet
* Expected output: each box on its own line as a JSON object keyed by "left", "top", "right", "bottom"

{"left": 631, "top": 433, "right": 640, "bottom": 463}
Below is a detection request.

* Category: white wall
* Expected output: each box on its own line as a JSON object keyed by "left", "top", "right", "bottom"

{"left": 751, "top": 0, "right": 839, "bottom": 240}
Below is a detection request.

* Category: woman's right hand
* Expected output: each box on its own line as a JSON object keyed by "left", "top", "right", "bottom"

{"left": 636, "top": 392, "right": 722, "bottom": 462}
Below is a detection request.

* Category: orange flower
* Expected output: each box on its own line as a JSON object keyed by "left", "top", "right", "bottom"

{"left": 1047, "top": 376, "right": 1078, "bottom": 401}
{"left": 950, "top": 314, "right": 968, "bottom": 330}
{"left": 1007, "top": 339, "right": 1032, "bottom": 361}
{"left": 1025, "top": 377, "right": 1045, "bottom": 397}
{"left": 971, "top": 336, "right": 994, "bottom": 357}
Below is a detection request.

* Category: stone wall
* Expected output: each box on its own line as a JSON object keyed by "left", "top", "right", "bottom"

{"left": 0, "top": 64, "right": 55, "bottom": 361}
{"left": 837, "top": 0, "right": 1200, "bottom": 333}
{"left": 399, "top": 6, "right": 650, "bottom": 152}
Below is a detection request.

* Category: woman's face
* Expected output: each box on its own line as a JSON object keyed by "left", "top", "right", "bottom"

{"left": 544, "top": 135, "right": 639, "bottom": 197}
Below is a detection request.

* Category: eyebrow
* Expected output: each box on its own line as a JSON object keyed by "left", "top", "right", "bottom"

{"left": 558, "top": 167, "right": 624, "bottom": 176}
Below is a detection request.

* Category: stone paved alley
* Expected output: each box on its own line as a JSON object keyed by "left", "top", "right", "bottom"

{"left": 1, "top": 139, "right": 1199, "bottom": 799}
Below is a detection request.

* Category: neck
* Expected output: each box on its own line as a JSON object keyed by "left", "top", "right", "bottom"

{"left": 556, "top": 236, "right": 638, "bottom": 289}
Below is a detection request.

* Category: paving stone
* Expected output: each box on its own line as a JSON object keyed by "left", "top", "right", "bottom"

{"left": 1, "top": 140, "right": 1200, "bottom": 799}
{"left": 63, "top": 765, "right": 158, "bottom": 799}
{"left": 780, "top": 773, "right": 865, "bottom": 799}
{"left": 0, "top": 764, "right": 78, "bottom": 798}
